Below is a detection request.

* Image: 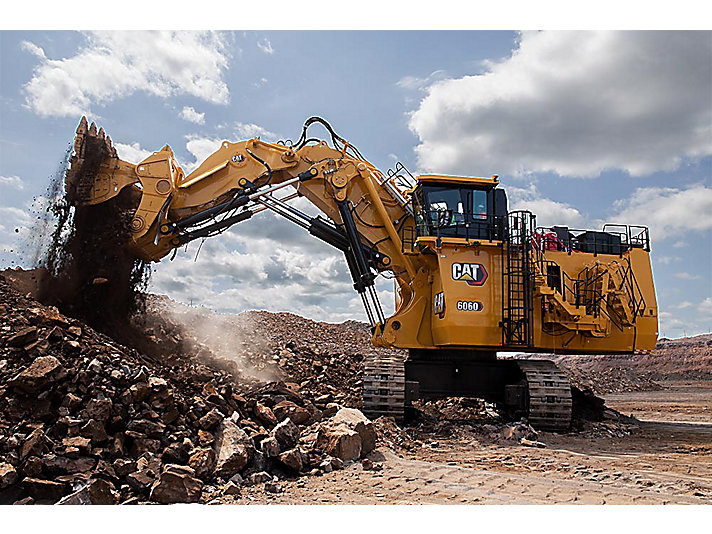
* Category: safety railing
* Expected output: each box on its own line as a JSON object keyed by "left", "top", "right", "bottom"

{"left": 534, "top": 223, "right": 651, "bottom": 257}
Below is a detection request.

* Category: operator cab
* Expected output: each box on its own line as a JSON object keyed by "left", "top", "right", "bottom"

{"left": 412, "top": 174, "right": 507, "bottom": 241}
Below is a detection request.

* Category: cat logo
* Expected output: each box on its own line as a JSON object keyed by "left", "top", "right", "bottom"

{"left": 451, "top": 262, "right": 488, "bottom": 286}
{"left": 433, "top": 291, "right": 445, "bottom": 319}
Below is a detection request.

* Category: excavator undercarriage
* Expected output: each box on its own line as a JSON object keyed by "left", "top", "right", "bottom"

{"left": 63, "top": 116, "right": 659, "bottom": 432}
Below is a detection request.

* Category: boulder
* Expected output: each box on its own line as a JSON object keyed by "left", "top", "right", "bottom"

{"left": 56, "top": 478, "right": 118, "bottom": 505}
{"left": 0, "top": 462, "right": 18, "bottom": 489}
{"left": 6, "top": 326, "right": 38, "bottom": 347}
{"left": 20, "top": 456, "right": 42, "bottom": 478}
{"left": 81, "top": 398, "right": 113, "bottom": 422}
{"left": 260, "top": 436, "right": 280, "bottom": 458}
{"left": 62, "top": 436, "right": 92, "bottom": 454}
{"left": 127, "top": 419, "right": 166, "bottom": 439}
{"left": 213, "top": 419, "right": 253, "bottom": 478}
{"left": 41, "top": 454, "right": 96, "bottom": 475}
{"left": 248, "top": 471, "right": 271, "bottom": 485}
{"left": 273, "top": 400, "right": 311, "bottom": 425}
{"left": 22, "top": 478, "right": 67, "bottom": 502}
{"left": 198, "top": 430, "right": 215, "bottom": 447}
{"left": 80, "top": 419, "right": 108, "bottom": 444}
{"left": 9, "top": 356, "right": 65, "bottom": 393}
{"left": 161, "top": 441, "right": 190, "bottom": 465}
{"left": 112, "top": 458, "right": 137, "bottom": 477}
{"left": 254, "top": 403, "right": 278, "bottom": 427}
{"left": 198, "top": 408, "right": 224, "bottom": 430}
{"left": 322, "top": 402, "right": 342, "bottom": 419}
{"left": 188, "top": 448, "right": 216, "bottom": 480}
{"left": 318, "top": 426, "right": 361, "bottom": 462}
{"left": 126, "top": 469, "right": 155, "bottom": 492}
{"left": 271, "top": 417, "right": 299, "bottom": 450}
{"left": 149, "top": 464, "right": 203, "bottom": 504}
{"left": 130, "top": 438, "right": 162, "bottom": 458}
{"left": 331, "top": 408, "right": 377, "bottom": 454}
{"left": 278, "top": 448, "right": 303, "bottom": 472}
{"left": 21, "top": 428, "right": 46, "bottom": 459}
{"left": 222, "top": 481, "right": 241, "bottom": 496}
{"left": 503, "top": 421, "right": 538, "bottom": 442}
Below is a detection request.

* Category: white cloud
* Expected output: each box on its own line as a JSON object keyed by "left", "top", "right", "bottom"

{"left": 0, "top": 175, "right": 24, "bottom": 190}
{"left": 699, "top": 298, "right": 712, "bottom": 316}
{"left": 672, "top": 301, "right": 693, "bottom": 309}
{"left": 114, "top": 142, "right": 153, "bottom": 163}
{"left": 611, "top": 184, "right": 712, "bottom": 240}
{"left": 23, "top": 31, "right": 230, "bottom": 117}
{"left": 234, "top": 122, "right": 277, "bottom": 140}
{"left": 182, "top": 124, "right": 278, "bottom": 173}
{"left": 656, "top": 256, "right": 679, "bottom": 265}
{"left": 179, "top": 106, "right": 206, "bottom": 125}
{"left": 0, "top": 206, "right": 31, "bottom": 225}
{"left": 257, "top": 38, "right": 274, "bottom": 55}
{"left": 397, "top": 70, "right": 446, "bottom": 91}
{"left": 674, "top": 272, "right": 701, "bottom": 280}
{"left": 184, "top": 136, "right": 223, "bottom": 173}
{"left": 408, "top": 31, "right": 712, "bottom": 177}
{"left": 507, "top": 183, "right": 585, "bottom": 228}
{"left": 148, "top": 209, "right": 394, "bottom": 323}
{"left": 20, "top": 41, "right": 45, "bottom": 59}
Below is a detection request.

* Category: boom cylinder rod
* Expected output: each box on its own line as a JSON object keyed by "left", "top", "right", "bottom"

{"left": 256, "top": 197, "right": 310, "bottom": 229}
{"left": 337, "top": 200, "right": 375, "bottom": 289}
{"left": 171, "top": 177, "right": 301, "bottom": 233}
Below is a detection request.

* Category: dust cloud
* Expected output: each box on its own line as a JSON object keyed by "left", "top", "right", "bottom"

{"left": 144, "top": 295, "right": 281, "bottom": 383}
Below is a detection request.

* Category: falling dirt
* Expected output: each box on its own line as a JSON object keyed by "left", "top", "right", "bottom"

{"left": 20, "top": 133, "right": 154, "bottom": 357}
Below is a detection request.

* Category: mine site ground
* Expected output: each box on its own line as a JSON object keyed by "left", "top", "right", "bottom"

{"left": 236, "top": 380, "right": 712, "bottom": 505}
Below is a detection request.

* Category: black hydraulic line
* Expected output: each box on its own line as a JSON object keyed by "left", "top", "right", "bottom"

{"left": 154, "top": 193, "right": 173, "bottom": 245}
{"left": 173, "top": 210, "right": 253, "bottom": 245}
{"left": 245, "top": 148, "right": 273, "bottom": 185}
{"left": 166, "top": 194, "right": 250, "bottom": 234}
{"left": 343, "top": 247, "right": 368, "bottom": 294}
{"left": 308, "top": 217, "right": 350, "bottom": 253}
{"left": 337, "top": 199, "right": 375, "bottom": 290}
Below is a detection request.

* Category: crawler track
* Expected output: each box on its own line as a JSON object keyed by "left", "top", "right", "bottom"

{"left": 517, "top": 360, "right": 572, "bottom": 431}
{"left": 362, "top": 355, "right": 405, "bottom": 423}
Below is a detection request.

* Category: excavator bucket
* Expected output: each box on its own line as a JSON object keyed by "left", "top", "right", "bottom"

{"left": 65, "top": 116, "right": 139, "bottom": 206}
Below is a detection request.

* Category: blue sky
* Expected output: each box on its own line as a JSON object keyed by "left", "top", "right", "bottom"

{"left": 0, "top": 31, "right": 710, "bottom": 338}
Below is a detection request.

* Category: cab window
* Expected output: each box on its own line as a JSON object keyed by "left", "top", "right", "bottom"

{"left": 414, "top": 184, "right": 493, "bottom": 239}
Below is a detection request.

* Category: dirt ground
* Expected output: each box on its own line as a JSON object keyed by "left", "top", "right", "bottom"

{"left": 231, "top": 380, "right": 712, "bottom": 505}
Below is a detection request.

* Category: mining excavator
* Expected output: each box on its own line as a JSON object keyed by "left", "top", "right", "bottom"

{"left": 64, "top": 116, "right": 658, "bottom": 430}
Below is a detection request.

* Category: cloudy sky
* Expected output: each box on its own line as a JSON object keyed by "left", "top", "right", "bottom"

{"left": 0, "top": 30, "right": 710, "bottom": 337}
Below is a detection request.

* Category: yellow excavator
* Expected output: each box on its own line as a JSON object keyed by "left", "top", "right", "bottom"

{"left": 65, "top": 116, "right": 658, "bottom": 429}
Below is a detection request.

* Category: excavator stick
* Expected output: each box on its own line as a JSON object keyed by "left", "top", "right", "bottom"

{"left": 65, "top": 116, "right": 140, "bottom": 207}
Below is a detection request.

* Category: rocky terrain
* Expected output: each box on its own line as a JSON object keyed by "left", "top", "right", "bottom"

{"left": 0, "top": 274, "right": 381, "bottom": 505}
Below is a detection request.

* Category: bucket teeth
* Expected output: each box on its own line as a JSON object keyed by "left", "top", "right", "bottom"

{"left": 77, "top": 116, "right": 88, "bottom": 134}
{"left": 106, "top": 135, "right": 117, "bottom": 157}
{"left": 66, "top": 116, "right": 121, "bottom": 205}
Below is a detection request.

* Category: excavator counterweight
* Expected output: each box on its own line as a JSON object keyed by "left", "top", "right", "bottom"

{"left": 63, "top": 116, "right": 659, "bottom": 429}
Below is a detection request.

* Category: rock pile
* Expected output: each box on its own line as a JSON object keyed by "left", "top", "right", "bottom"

{"left": 0, "top": 275, "right": 377, "bottom": 505}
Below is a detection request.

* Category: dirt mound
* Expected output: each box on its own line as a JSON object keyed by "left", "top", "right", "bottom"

{"left": 0, "top": 277, "right": 378, "bottom": 504}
